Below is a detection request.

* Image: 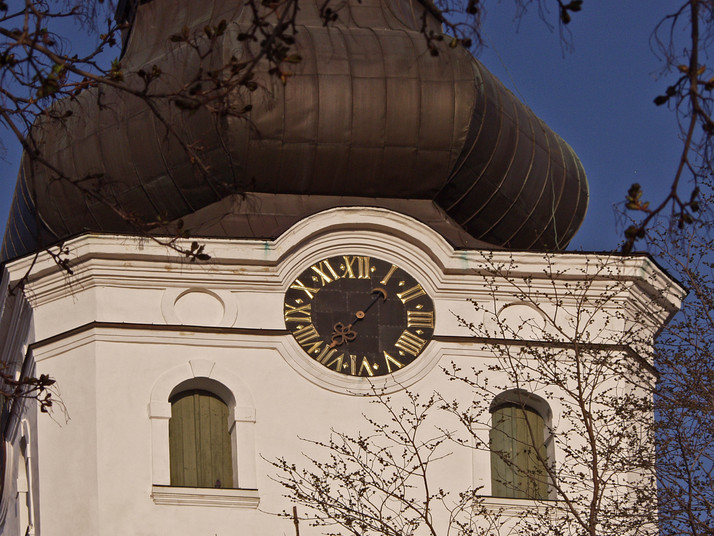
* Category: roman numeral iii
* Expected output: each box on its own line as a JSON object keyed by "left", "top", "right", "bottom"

{"left": 407, "top": 310, "right": 434, "bottom": 329}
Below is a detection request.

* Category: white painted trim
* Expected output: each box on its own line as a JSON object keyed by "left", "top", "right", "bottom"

{"left": 150, "top": 486, "right": 259, "bottom": 508}
{"left": 479, "top": 495, "right": 557, "bottom": 513}
{"left": 31, "top": 327, "right": 296, "bottom": 362}
{"left": 4, "top": 209, "right": 685, "bottom": 317}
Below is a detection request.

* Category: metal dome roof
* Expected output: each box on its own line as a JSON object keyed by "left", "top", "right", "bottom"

{"left": 1, "top": 0, "right": 588, "bottom": 261}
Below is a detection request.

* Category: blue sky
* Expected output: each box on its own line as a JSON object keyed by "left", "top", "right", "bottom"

{"left": 475, "top": 1, "right": 685, "bottom": 251}
{"left": 0, "top": 1, "right": 687, "bottom": 252}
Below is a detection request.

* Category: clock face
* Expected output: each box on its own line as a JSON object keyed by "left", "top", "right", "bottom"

{"left": 284, "top": 255, "right": 435, "bottom": 377}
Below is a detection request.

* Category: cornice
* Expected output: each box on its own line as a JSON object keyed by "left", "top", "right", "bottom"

{"left": 0, "top": 208, "right": 683, "bottom": 363}
{"left": 4, "top": 208, "right": 684, "bottom": 309}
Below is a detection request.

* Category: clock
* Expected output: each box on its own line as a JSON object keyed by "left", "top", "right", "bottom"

{"left": 284, "top": 255, "right": 435, "bottom": 377}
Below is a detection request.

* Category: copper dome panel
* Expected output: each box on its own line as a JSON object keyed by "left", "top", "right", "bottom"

{"left": 1, "top": 0, "right": 587, "bottom": 261}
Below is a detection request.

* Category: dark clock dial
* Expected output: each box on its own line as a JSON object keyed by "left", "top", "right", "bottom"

{"left": 284, "top": 255, "right": 435, "bottom": 377}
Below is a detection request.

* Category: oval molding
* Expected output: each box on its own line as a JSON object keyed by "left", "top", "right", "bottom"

{"left": 161, "top": 288, "right": 238, "bottom": 327}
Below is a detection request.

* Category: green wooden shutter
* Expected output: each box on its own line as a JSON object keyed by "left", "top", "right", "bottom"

{"left": 490, "top": 403, "right": 548, "bottom": 499}
{"left": 169, "top": 390, "right": 234, "bottom": 488}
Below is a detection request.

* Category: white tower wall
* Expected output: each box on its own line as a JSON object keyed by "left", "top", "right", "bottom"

{"left": 0, "top": 208, "right": 684, "bottom": 536}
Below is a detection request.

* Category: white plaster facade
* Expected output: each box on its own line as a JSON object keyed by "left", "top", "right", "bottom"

{"left": 0, "top": 208, "right": 684, "bottom": 535}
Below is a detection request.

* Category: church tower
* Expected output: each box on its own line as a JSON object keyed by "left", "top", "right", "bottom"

{"left": 0, "top": 1, "right": 683, "bottom": 535}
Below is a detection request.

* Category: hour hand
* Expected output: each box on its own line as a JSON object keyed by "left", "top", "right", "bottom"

{"left": 372, "top": 287, "right": 388, "bottom": 301}
{"left": 330, "top": 322, "right": 357, "bottom": 348}
{"left": 355, "top": 287, "right": 388, "bottom": 320}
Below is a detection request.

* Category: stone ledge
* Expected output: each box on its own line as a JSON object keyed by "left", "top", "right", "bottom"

{"left": 151, "top": 486, "right": 260, "bottom": 508}
{"left": 479, "top": 495, "right": 558, "bottom": 514}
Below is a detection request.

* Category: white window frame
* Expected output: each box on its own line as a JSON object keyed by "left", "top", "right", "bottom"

{"left": 487, "top": 389, "right": 555, "bottom": 500}
{"left": 148, "top": 360, "right": 258, "bottom": 507}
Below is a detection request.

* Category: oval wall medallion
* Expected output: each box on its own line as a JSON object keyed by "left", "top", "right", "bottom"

{"left": 161, "top": 288, "right": 238, "bottom": 327}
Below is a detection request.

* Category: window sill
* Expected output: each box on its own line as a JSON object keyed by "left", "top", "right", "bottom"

{"left": 151, "top": 485, "right": 260, "bottom": 508}
{"left": 479, "top": 496, "right": 556, "bottom": 512}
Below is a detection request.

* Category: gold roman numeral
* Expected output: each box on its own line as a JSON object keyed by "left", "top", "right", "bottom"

{"left": 294, "top": 329, "right": 323, "bottom": 354}
{"left": 290, "top": 278, "right": 320, "bottom": 299}
{"left": 342, "top": 256, "right": 370, "bottom": 279}
{"left": 323, "top": 352, "right": 345, "bottom": 372}
{"left": 303, "top": 340, "right": 323, "bottom": 354}
{"left": 379, "top": 264, "right": 398, "bottom": 285}
{"left": 407, "top": 310, "right": 434, "bottom": 329}
{"left": 284, "top": 303, "right": 312, "bottom": 323}
{"left": 293, "top": 324, "right": 321, "bottom": 346}
{"left": 383, "top": 351, "right": 404, "bottom": 373}
{"left": 395, "top": 330, "right": 427, "bottom": 356}
{"left": 316, "top": 346, "right": 338, "bottom": 364}
{"left": 311, "top": 260, "right": 340, "bottom": 286}
{"left": 396, "top": 284, "right": 426, "bottom": 304}
{"left": 358, "top": 357, "right": 374, "bottom": 376}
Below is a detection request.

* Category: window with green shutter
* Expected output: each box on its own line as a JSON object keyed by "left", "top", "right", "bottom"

{"left": 169, "top": 390, "right": 234, "bottom": 488}
{"left": 490, "top": 403, "right": 548, "bottom": 500}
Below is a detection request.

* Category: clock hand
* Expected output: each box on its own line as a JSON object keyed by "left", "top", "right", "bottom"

{"left": 329, "top": 322, "right": 357, "bottom": 348}
{"left": 329, "top": 288, "right": 388, "bottom": 348}
{"left": 354, "top": 287, "right": 388, "bottom": 320}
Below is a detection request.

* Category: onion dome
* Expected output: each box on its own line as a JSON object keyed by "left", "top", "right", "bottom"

{"left": 1, "top": 0, "right": 588, "bottom": 261}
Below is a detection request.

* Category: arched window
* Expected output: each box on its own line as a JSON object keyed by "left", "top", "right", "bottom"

{"left": 16, "top": 422, "right": 34, "bottom": 535}
{"left": 17, "top": 437, "right": 31, "bottom": 535}
{"left": 150, "top": 360, "right": 259, "bottom": 507}
{"left": 490, "top": 401, "right": 549, "bottom": 500}
{"left": 169, "top": 390, "right": 233, "bottom": 488}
